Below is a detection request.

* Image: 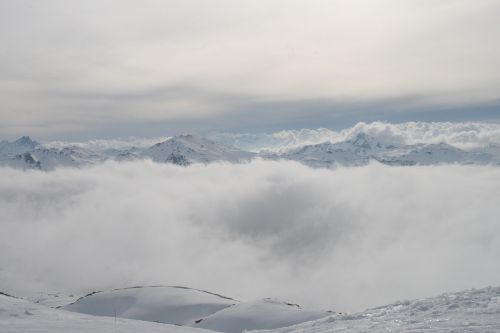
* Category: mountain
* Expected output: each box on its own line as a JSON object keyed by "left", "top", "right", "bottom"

{"left": 0, "top": 136, "right": 42, "bottom": 169}
{"left": 0, "top": 136, "right": 105, "bottom": 170}
{"left": 29, "top": 146, "right": 103, "bottom": 170}
{"left": 193, "top": 298, "right": 330, "bottom": 333}
{"left": 273, "top": 133, "right": 498, "bottom": 167}
{"left": 378, "top": 142, "right": 494, "bottom": 166}
{"left": 0, "top": 292, "right": 211, "bottom": 333}
{"left": 0, "top": 134, "right": 255, "bottom": 170}
{"left": 261, "top": 286, "right": 500, "bottom": 333}
{"left": 62, "top": 286, "right": 329, "bottom": 333}
{"left": 1, "top": 131, "right": 500, "bottom": 170}
{"left": 143, "top": 134, "right": 255, "bottom": 165}
{"left": 3, "top": 285, "right": 500, "bottom": 332}
{"left": 63, "top": 286, "right": 238, "bottom": 326}
{"left": 0, "top": 136, "right": 39, "bottom": 156}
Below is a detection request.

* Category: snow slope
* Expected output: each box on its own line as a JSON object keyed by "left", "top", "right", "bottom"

{"left": 3, "top": 286, "right": 500, "bottom": 332}
{"left": 62, "top": 286, "right": 330, "bottom": 333}
{"left": 63, "top": 286, "right": 238, "bottom": 325}
{"left": 275, "top": 133, "right": 498, "bottom": 167}
{"left": 193, "top": 298, "right": 330, "bottom": 333}
{"left": 0, "top": 293, "right": 213, "bottom": 333}
{"left": 256, "top": 286, "right": 500, "bottom": 333}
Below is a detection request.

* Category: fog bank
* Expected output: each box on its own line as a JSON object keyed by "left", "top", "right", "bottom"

{"left": 1, "top": 160, "right": 499, "bottom": 311}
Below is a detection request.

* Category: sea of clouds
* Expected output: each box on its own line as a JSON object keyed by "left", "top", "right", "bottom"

{"left": 1, "top": 159, "right": 500, "bottom": 311}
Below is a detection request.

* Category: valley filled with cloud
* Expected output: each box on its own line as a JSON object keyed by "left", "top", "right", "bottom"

{"left": 1, "top": 159, "right": 499, "bottom": 312}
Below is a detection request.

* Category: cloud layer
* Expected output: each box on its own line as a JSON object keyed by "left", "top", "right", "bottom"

{"left": 1, "top": 1, "right": 500, "bottom": 138}
{"left": 1, "top": 160, "right": 500, "bottom": 311}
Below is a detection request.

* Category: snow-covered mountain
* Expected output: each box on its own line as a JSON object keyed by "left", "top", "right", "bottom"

{"left": 0, "top": 292, "right": 211, "bottom": 333}
{"left": 193, "top": 298, "right": 330, "bottom": 333}
{"left": 0, "top": 136, "right": 43, "bottom": 169}
{"left": 210, "top": 121, "right": 500, "bottom": 152}
{"left": 0, "top": 136, "right": 39, "bottom": 155}
{"left": 2, "top": 123, "right": 500, "bottom": 170}
{"left": 272, "top": 132, "right": 499, "bottom": 167}
{"left": 63, "top": 286, "right": 238, "bottom": 326}
{"left": 259, "top": 286, "right": 500, "bottom": 333}
{"left": 3, "top": 285, "right": 500, "bottom": 332}
{"left": 142, "top": 134, "right": 255, "bottom": 165}
{"left": 0, "top": 133, "right": 255, "bottom": 170}
{"left": 0, "top": 136, "right": 105, "bottom": 170}
{"left": 62, "top": 286, "right": 329, "bottom": 333}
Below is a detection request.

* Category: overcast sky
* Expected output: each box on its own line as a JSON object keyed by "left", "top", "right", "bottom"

{"left": 1, "top": 0, "right": 500, "bottom": 140}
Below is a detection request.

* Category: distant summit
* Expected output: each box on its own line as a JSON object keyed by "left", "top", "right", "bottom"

{"left": 0, "top": 136, "right": 40, "bottom": 156}
{"left": 13, "top": 136, "right": 38, "bottom": 147}
{"left": 144, "top": 133, "right": 254, "bottom": 165}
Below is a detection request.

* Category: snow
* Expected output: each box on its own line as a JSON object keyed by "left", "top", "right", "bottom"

{"left": 143, "top": 134, "right": 254, "bottom": 165}
{"left": 211, "top": 122, "right": 500, "bottom": 152}
{"left": 0, "top": 136, "right": 39, "bottom": 156}
{"left": 3, "top": 286, "right": 500, "bottom": 332}
{"left": 193, "top": 298, "right": 330, "bottom": 333}
{"left": 0, "top": 293, "right": 212, "bottom": 333}
{"left": 255, "top": 286, "right": 500, "bottom": 333}
{"left": 2, "top": 123, "right": 500, "bottom": 170}
{"left": 63, "top": 286, "right": 237, "bottom": 325}
{"left": 273, "top": 133, "right": 499, "bottom": 167}
{"left": 30, "top": 292, "right": 79, "bottom": 308}
{"left": 62, "top": 287, "right": 330, "bottom": 333}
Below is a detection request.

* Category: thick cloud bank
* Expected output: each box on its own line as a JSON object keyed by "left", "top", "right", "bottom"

{"left": 1, "top": 160, "right": 500, "bottom": 311}
{"left": 213, "top": 121, "right": 500, "bottom": 152}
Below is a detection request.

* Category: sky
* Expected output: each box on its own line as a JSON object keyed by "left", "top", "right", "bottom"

{"left": 1, "top": 0, "right": 500, "bottom": 139}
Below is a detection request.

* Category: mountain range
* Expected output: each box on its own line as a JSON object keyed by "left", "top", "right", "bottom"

{"left": 1, "top": 131, "right": 500, "bottom": 171}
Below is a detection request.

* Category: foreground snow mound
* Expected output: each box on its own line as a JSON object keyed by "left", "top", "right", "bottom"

{"left": 0, "top": 293, "right": 212, "bottom": 333}
{"left": 63, "top": 286, "right": 330, "bottom": 333}
{"left": 256, "top": 286, "right": 500, "bottom": 333}
{"left": 193, "top": 298, "right": 330, "bottom": 333}
{"left": 63, "top": 286, "right": 237, "bottom": 325}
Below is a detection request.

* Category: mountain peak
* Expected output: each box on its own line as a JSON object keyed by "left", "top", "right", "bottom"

{"left": 14, "top": 136, "right": 38, "bottom": 147}
{"left": 348, "top": 132, "right": 373, "bottom": 149}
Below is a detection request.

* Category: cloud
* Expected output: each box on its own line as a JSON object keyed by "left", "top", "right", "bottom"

{"left": 1, "top": 1, "right": 500, "bottom": 138}
{"left": 1, "top": 160, "right": 500, "bottom": 311}
{"left": 213, "top": 121, "right": 500, "bottom": 152}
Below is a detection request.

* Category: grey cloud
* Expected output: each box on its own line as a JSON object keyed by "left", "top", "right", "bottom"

{"left": 1, "top": 161, "right": 500, "bottom": 311}
{"left": 1, "top": 1, "right": 500, "bottom": 138}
